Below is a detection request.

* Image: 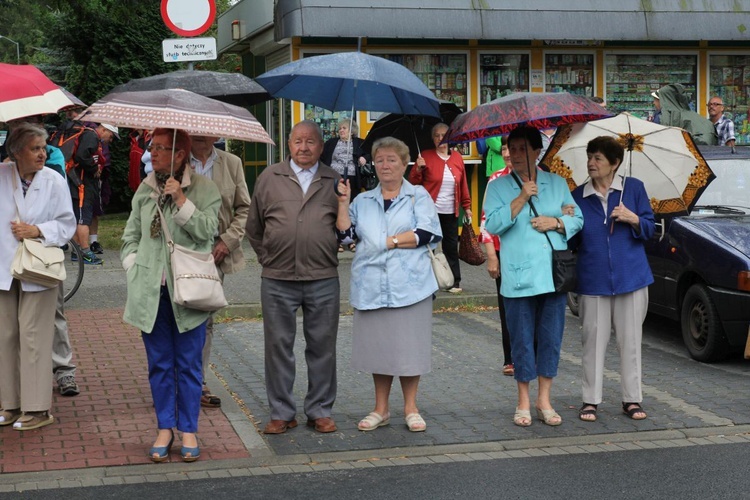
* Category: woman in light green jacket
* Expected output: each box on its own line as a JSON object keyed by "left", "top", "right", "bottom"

{"left": 121, "top": 128, "right": 221, "bottom": 463}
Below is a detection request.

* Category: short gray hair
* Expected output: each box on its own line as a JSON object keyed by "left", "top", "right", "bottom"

{"left": 338, "top": 119, "right": 358, "bottom": 137}
{"left": 431, "top": 122, "right": 449, "bottom": 137}
{"left": 289, "top": 120, "right": 323, "bottom": 142}
{"left": 371, "top": 137, "right": 410, "bottom": 166}
{"left": 5, "top": 123, "right": 48, "bottom": 162}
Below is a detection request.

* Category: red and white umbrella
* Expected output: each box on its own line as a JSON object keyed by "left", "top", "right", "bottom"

{"left": 76, "top": 89, "right": 274, "bottom": 144}
{"left": 0, "top": 63, "right": 76, "bottom": 122}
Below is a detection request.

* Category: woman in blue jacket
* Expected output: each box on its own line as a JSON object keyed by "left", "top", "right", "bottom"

{"left": 484, "top": 126, "right": 583, "bottom": 427}
{"left": 335, "top": 137, "right": 442, "bottom": 433}
{"left": 571, "top": 136, "right": 655, "bottom": 423}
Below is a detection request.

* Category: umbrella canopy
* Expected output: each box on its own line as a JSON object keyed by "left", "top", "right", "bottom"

{"left": 539, "top": 112, "right": 715, "bottom": 215}
{"left": 76, "top": 89, "right": 274, "bottom": 144}
{"left": 0, "top": 63, "right": 76, "bottom": 122}
{"left": 110, "top": 70, "right": 272, "bottom": 108}
{"left": 361, "top": 101, "right": 463, "bottom": 162}
{"left": 60, "top": 88, "right": 87, "bottom": 110}
{"left": 443, "top": 92, "right": 613, "bottom": 144}
{"left": 255, "top": 52, "right": 440, "bottom": 117}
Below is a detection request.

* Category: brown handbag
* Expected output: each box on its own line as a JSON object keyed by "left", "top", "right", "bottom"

{"left": 458, "top": 220, "right": 487, "bottom": 266}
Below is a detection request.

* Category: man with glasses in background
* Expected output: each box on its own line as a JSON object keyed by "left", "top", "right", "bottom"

{"left": 707, "top": 97, "right": 736, "bottom": 147}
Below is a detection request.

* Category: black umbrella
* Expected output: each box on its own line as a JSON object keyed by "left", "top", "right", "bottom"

{"left": 361, "top": 101, "right": 463, "bottom": 162}
{"left": 110, "top": 70, "right": 272, "bottom": 107}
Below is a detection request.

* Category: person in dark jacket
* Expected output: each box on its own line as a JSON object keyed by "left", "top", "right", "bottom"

{"left": 570, "top": 136, "right": 655, "bottom": 423}
{"left": 321, "top": 119, "right": 366, "bottom": 252}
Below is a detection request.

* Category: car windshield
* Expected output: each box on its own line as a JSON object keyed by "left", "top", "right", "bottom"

{"left": 691, "top": 146, "right": 750, "bottom": 215}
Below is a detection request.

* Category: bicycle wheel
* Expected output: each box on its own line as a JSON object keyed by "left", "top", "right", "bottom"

{"left": 64, "top": 240, "right": 84, "bottom": 302}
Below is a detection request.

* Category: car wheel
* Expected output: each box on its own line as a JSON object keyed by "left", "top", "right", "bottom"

{"left": 680, "top": 284, "right": 730, "bottom": 362}
{"left": 567, "top": 292, "right": 580, "bottom": 317}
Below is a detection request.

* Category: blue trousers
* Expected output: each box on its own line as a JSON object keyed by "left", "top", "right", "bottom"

{"left": 142, "top": 286, "right": 206, "bottom": 433}
{"left": 504, "top": 292, "right": 566, "bottom": 382}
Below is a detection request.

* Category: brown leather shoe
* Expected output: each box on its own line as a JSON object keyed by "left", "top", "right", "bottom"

{"left": 307, "top": 417, "right": 337, "bottom": 433}
{"left": 263, "top": 419, "right": 298, "bottom": 434}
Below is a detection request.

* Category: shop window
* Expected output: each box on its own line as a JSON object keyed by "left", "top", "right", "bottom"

{"left": 709, "top": 55, "right": 750, "bottom": 146}
{"left": 605, "top": 53, "right": 698, "bottom": 119}
{"left": 544, "top": 53, "right": 594, "bottom": 96}
{"left": 300, "top": 52, "right": 355, "bottom": 143}
{"left": 381, "top": 53, "right": 469, "bottom": 154}
{"left": 381, "top": 53, "right": 468, "bottom": 110}
{"left": 479, "top": 53, "right": 530, "bottom": 104}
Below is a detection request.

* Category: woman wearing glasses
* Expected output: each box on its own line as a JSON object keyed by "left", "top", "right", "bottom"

{"left": 121, "top": 128, "right": 221, "bottom": 463}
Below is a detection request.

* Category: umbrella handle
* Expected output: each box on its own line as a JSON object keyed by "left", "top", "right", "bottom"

{"left": 333, "top": 172, "right": 348, "bottom": 196}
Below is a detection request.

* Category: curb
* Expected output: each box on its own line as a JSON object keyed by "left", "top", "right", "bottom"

{"left": 216, "top": 293, "right": 499, "bottom": 320}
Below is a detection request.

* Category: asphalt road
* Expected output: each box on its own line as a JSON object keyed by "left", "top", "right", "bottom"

{"left": 5, "top": 443, "right": 747, "bottom": 500}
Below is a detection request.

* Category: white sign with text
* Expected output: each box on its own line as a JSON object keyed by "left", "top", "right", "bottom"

{"left": 162, "top": 37, "right": 217, "bottom": 63}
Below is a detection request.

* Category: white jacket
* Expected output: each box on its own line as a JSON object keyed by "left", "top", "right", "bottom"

{"left": 0, "top": 162, "right": 76, "bottom": 292}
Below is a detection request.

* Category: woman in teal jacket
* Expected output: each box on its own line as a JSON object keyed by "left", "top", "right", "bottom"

{"left": 121, "top": 128, "right": 221, "bottom": 463}
{"left": 484, "top": 125, "right": 583, "bottom": 428}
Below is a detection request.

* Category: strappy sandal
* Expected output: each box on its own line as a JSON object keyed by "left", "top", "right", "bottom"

{"left": 357, "top": 411, "right": 390, "bottom": 431}
{"left": 513, "top": 407, "right": 532, "bottom": 427}
{"left": 348, "top": 242, "right": 356, "bottom": 252}
{"left": 338, "top": 245, "right": 345, "bottom": 253}
{"left": 12, "top": 411, "right": 54, "bottom": 431}
{"left": 0, "top": 409, "right": 22, "bottom": 426}
{"left": 405, "top": 412, "right": 426, "bottom": 432}
{"left": 502, "top": 364, "right": 514, "bottom": 376}
{"left": 536, "top": 407, "right": 562, "bottom": 426}
{"left": 622, "top": 402, "right": 647, "bottom": 420}
{"left": 579, "top": 403, "right": 598, "bottom": 422}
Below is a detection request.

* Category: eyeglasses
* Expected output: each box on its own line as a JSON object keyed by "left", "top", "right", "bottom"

{"left": 147, "top": 144, "right": 178, "bottom": 153}
{"left": 707, "top": 102, "right": 724, "bottom": 107}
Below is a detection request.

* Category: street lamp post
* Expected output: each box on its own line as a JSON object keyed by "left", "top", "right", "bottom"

{"left": 0, "top": 35, "right": 20, "bottom": 64}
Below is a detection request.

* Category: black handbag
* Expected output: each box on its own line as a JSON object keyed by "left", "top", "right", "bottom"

{"left": 359, "top": 162, "right": 378, "bottom": 191}
{"left": 511, "top": 173, "right": 577, "bottom": 293}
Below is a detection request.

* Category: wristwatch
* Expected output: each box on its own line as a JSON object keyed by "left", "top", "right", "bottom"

{"left": 555, "top": 219, "right": 561, "bottom": 230}
{"left": 392, "top": 237, "right": 399, "bottom": 248}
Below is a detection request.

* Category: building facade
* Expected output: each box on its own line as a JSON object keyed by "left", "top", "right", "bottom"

{"left": 219, "top": 0, "right": 750, "bottom": 208}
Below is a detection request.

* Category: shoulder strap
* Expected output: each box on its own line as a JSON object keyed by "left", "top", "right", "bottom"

{"left": 155, "top": 203, "right": 174, "bottom": 244}
{"left": 510, "top": 171, "right": 554, "bottom": 248}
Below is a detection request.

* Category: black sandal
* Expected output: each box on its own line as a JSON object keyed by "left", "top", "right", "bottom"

{"left": 579, "top": 403, "right": 598, "bottom": 422}
{"left": 622, "top": 402, "right": 647, "bottom": 420}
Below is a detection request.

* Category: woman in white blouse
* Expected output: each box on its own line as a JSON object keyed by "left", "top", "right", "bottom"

{"left": 0, "top": 123, "right": 76, "bottom": 431}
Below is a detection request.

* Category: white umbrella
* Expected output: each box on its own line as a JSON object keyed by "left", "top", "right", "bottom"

{"left": 539, "top": 112, "right": 715, "bottom": 215}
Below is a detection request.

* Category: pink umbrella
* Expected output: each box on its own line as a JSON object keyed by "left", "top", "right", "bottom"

{"left": 0, "top": 63, "right": 76, "bottom": 122}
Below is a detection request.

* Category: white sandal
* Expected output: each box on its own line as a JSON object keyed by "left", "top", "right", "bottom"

{"left": 405, "top": 412, "right": 426, "bottom": 432}
{"left": 357, "top": 411, "right": 390, "bottom": 431}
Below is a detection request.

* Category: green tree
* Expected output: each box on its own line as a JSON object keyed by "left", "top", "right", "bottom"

{"left": 4, "top": 0, "right": 243, "bottom": 211}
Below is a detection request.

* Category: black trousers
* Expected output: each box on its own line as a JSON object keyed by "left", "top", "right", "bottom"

{"left": 494, "top": 251, "right": 512, "bottom": 365}
{"left": 438, "top": 213, "right": 460, "bottom": 288}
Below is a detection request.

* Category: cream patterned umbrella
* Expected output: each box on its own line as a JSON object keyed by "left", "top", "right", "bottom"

{"left": 76, "top": 89, "right": 274, "bottom": 144}
{"left": 539, "top": 112, "right": 715, "bottom": 215}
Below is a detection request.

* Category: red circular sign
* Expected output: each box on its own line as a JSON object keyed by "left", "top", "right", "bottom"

{"left": 161, "top": 0, "right": 216, "bottom": 37}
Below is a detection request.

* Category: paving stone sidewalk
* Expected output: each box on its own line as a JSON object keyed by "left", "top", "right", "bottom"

{"left": 3, "top": 281, "right": 750, "bottom": 476}
{"left": 212, "top": 310, "right": 750, "bottom": 457}
{"left": 0, "top": 309, "right": 248, "bottom": 474}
